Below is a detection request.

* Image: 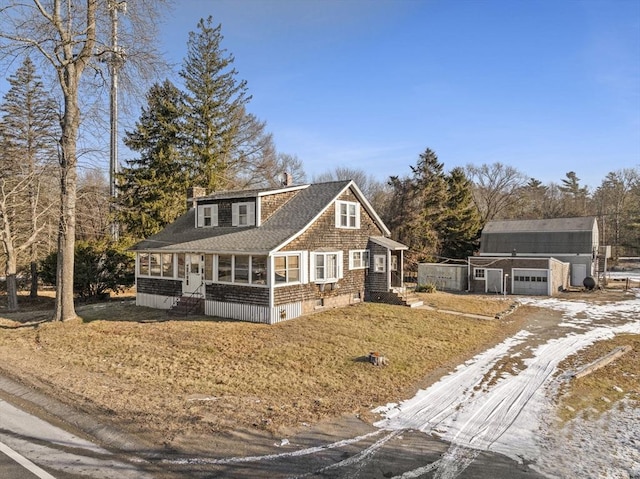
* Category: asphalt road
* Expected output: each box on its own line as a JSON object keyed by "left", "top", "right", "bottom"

{"left": 0, "top": 442, "right": 46, "bottom": 479}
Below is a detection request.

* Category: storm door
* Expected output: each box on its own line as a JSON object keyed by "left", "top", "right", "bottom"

{"left": 183, "top": 254, "right": 204, "bottom": 297}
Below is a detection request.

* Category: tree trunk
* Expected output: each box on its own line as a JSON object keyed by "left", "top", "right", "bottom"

{"left": 5, "top": 251, "right": 18, "bottom": 312}
{"left": 6, "top": 273, "right": 18, "bottom": 312}
{"left": 53, "top": 78, "right": 80, "bottom": 322}
{"left": 30, "top": 260, "right": 38, "bottom": 298}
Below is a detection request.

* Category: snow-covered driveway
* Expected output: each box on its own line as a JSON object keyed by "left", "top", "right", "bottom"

{"left": 374, "top": 290, "right": 640, "bottom": 478}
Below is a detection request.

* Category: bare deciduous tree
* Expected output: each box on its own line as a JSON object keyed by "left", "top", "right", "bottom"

{"left": 0, "top": 0, "right": 168, "bottom": 320}
{"left": 0, "top": 172, "right": 52, "bottom": 311}
{"left": 465, "top": 162, "right": 529, "bottom": 223}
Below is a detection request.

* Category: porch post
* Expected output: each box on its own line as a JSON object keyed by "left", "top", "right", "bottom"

{"left": 387, "top": 249, "right": 392, "bottom": 291}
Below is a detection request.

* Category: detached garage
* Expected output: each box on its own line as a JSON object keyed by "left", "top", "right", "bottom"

{"left": 468, "top": 257, "right": 570, "bottom": 296}
{"left": 478, "top": 217, "right": 600, "bottom": 288}
{"left": 512, "top": 269, "right": 549, "bottom": 295}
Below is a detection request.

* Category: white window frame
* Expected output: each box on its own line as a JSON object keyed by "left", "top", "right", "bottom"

{"left": 349, "top": 249, "right": 369, "bottom": 270}
{"left": 197, "top": 204, "right": 218, "bottom": 228}
{"left": 374, "top": 254, "right": 386, "bottom": 273}
{"left": 474, "top": 268, "right": 486, "bottom": 280}
{"left": 273, "top": 252, "right": 304, "bottom": 285}
{"left": 311, "top": 251, "right": 343, "bottom": 283}
{"left": 232, "top": 202, "right": 255, "bottom": 227}
{"left": 138, "top": 252, "right": 175, "bottom": 278}
{"left": 390, "top": 255, "right": 398, "bottom": 272}
{"left": 335, "top": 200, "right": 360, "bottom": 229}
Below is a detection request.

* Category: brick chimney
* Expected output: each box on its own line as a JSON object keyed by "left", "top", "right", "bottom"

{"left": 282, "top": 172, "right": 292, "bottom": 187}
{"left": 187, "top": 186, "right": 207, "bottom": 209}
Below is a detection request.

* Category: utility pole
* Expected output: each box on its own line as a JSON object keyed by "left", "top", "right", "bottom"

{"left": 108, "top": 1, "right": 127, "bottom": 241}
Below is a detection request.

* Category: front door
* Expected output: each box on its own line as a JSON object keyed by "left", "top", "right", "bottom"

{"left": 183, "top": 254, "right": 203, "bottom": 296}
{"left": 390, "top": 254, "right": 401, "bottom": 287}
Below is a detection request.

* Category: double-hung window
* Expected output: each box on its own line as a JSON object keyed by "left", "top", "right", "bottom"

{"left": 312, "top": 251, "right": 342, "bottom": 283}
{"left": 197, "top": 204, "right": 218, "bottom": 227}
{"left": 349, "top": 250, "right": 369, "bottom": 269}
{"left": 335, "top": 200, "right": 360, "bottom": 229}
{"left": 232, "top": 202, "right": 255, "bottom": 227}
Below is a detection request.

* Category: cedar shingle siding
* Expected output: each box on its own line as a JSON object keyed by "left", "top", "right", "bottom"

{"left": 132, "top": 181, "right": 407, "bottom": 323}
{"left": 137, "top": 277, "right": 182, "bottom": 297}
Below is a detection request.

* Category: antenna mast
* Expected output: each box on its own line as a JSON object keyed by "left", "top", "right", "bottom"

{"left": 108, "top": 1, "right": 127, "bottom": 241}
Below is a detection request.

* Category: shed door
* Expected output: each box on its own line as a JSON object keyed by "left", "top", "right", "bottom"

{"left": 513, "top": 269, "right": 548, "bottom": 295}
{"left": 485, "top": 269, "right": 503, "bottom": 294}
{"left": 571, "top": 263, "right": 587, "bottom": 287}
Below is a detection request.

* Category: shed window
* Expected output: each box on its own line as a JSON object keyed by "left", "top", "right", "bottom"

{"left": 474, "top": 268, "right": 486, "bottom": 280}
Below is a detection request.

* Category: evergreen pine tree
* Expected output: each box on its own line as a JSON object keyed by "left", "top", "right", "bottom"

{"left": 559, "top": 171, "right": 589, "bottom": 216}
{"left": 117, "top": 80, "right": 189, "bottom": 239}
{"left": 439, "top": 167, "right": 481, "bottom": 259}
{"left": 180, "top": 16, "right": 250, "bottom": 192}
{"left": 386, "top": 148, "right": 448, "bottom": 264}
{"left": 410, "top": 148, "right": 448, "bottom": 261}
{"left": 0, "top": 57, "right": 58, "bottom": 307}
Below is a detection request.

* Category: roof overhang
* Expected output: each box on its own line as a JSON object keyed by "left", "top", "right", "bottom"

{"left": 369, "top": 236, "right": 408, "bottom": 250}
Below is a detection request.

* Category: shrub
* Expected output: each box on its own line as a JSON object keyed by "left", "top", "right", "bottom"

{"left": 40, "top": 240, "right": 135, "bottom": 300}
{"left": 416, "top": 282, "right": 437, "bottom": 293}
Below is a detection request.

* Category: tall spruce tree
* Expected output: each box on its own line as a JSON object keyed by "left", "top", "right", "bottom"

{"left": 386, "top": 148, "right": 448, "bottom": 264}
{"left": 180, "top": 16, "right": 251, "bottom": 192}
{"left": 117, "top": 80, "right": 189, "bottom": 239}
{"left": 0, "top": 57, "right": 58, "bottom": 309}
{"left": 439, "top": 167, "right": 481, "bottom": 259}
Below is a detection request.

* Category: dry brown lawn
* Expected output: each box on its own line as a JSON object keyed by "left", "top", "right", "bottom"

{"left": 415, "top": 291, "right": 514, "bottom": 317}
{"left": 0, "top": 291, "right": 521, "bottom": 448}
{"left": 555, "top": 333, "right": 640, "bottom": 422}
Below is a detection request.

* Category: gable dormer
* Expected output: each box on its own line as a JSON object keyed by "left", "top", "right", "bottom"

{"left": 195, "top": 197, "right": 257, "bottom": 228}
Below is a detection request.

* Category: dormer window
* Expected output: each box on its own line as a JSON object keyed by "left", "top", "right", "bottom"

{"left": 197, "top": 204, "right": 218, "bottom": 227}
{"left": 335, "top": 200, "right": 360, "bottom": 229}
{"left": 232, "top": 202, "right": 255, "bottom": 227}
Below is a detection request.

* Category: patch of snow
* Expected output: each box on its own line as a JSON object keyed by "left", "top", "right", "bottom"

{"left": 534, "top": 400, "right": 640, "bottom": 479}
{"left": 374, "top": 294, "right": 640, "bottom": 477}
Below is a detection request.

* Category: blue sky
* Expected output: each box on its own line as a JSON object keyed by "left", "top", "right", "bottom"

{"left": 151, "top": 0, "right": 639, "bottom": 190}
{"left": 0, "top": 0, "right": 638, "bottom": 190}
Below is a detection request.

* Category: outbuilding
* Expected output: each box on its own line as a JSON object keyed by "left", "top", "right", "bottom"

{"left": 467, "top": 217, "right": 603, "bottom": 296}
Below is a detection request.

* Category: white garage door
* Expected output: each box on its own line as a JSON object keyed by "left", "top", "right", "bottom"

{"left": 513, "top": 269, "right": 549, "bottom": 295}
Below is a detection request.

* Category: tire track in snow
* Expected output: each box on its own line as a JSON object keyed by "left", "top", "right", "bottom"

{"left": 375, "top": 294, "right": 640, "bottom": 478}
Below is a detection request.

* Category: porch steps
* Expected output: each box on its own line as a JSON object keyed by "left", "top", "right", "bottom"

{"left": 168, "top": 296, "right": 204, "bottom": 316}
{"left": 391, "top": 289, "right": 424, "bottom": 308}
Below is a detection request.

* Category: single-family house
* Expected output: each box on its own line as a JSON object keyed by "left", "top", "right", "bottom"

{"left": 132, "top": 180, "right": 415, "bottom": 324}
{"left": 468, "top": 216, "right": 602, "bottom": 295}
